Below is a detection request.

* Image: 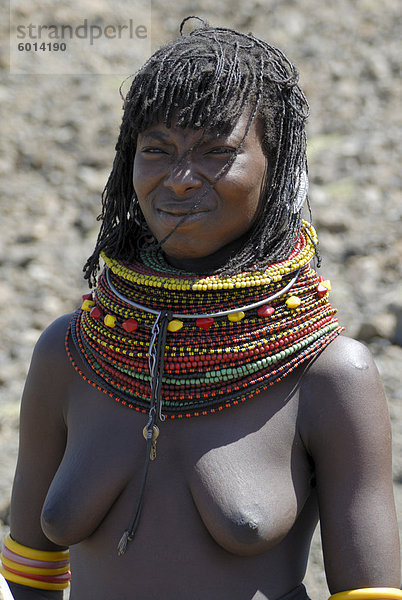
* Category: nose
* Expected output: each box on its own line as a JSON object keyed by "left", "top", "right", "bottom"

{"left": 163, "top": 154, "right": 203, "bottom": 196}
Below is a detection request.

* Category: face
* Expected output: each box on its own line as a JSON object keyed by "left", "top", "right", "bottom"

{"left": 133, "top": 113, "right": 268, "bottom": 272}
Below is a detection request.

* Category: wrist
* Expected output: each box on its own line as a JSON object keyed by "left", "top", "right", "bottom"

{"left": 0, "top": 534, "right": 70, "bottom": 592}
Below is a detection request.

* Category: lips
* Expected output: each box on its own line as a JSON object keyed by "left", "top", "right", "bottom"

{"left": 158, "top": 207, "right": 209, "bottom": 216}
{"left": 155, "top": 200, "right": 211, "bottom": 217}
{"left": 156, "top": 209, "right": 211, "bottom": 230}
{"left": 156, "top": 199, "right": 213, "bottom": 217}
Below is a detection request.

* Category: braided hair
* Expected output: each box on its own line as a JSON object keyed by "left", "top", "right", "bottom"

{"left": 84, "top": 17, "right": 311, "bottom": 287}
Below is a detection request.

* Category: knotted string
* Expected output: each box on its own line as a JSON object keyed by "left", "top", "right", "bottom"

{"left": 117, "top": 311, "right": 170, "bottom": 555}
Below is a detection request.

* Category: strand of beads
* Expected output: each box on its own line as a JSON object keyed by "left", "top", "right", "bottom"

{"left": 101, "top": 220, "right": 316, "bottom": 293}
{"left": 67, "top": 308, "right": 342, "bottom": 418}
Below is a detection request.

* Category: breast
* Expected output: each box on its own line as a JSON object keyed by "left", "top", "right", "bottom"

{"left": 40, "top": 411, "right": 146, "bottom": 547}
{"left": 40, "top": 444, "right": 131, "bottom": 547}
{"left": 188, "top": 427, "right": 312, "bottom": 556}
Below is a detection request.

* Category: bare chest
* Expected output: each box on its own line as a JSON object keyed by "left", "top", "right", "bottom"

{"left": 42, "top": 373, "right": 314, "bottom": 556}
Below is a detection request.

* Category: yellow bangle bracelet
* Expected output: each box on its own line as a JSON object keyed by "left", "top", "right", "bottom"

{"left": 1, "top": 555, "right": 70, "bottom": 577}
{"left": 329, "top": 589, "right": 402, "bottom": 600}
{"left": 4, "top": 534, "right": 69, "bottom": 562}
{"left": 0, "top": 565, "right": 69, "bottom": 591}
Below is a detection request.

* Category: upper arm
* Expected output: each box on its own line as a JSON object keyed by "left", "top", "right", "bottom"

{"left": 9, "top": 314, "right": 72, "bottom": 551}
{"left": 299, "top": 336, "right": 401, "bottom": 592}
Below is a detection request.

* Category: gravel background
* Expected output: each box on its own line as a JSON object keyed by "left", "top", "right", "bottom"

{"left": 0, "top": 1, "right": 401, "bottom": 598}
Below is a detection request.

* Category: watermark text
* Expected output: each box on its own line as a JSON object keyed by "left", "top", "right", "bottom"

{"left": 16, "top": 20, "right": 147, "bottom": 46}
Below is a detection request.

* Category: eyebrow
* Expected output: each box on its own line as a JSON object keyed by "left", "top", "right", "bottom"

{"left": 139, "top": 129, "right": 241, "bottom": 146}
{"left": 140, "top": 130, "right": 242, "bottom": 154}
{"left": 139, "top": 131, "right": 171, "bottom": 143}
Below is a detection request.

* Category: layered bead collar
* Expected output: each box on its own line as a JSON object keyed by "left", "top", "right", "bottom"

{"left": 66, "top": 220, "right": 343, "bottom": 420}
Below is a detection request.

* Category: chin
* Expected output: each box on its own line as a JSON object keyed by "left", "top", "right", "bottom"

{"left": 159, "top": 234, "right": 213, "bottom": 260}
{"left": 163, "top": 244, "right": 212, "bottom": 261}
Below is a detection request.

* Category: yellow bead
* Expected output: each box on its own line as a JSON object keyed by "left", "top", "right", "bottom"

{"left": 286, "top": 296, "right": 301, "bottom": 309}
{"left": 322, "top": 279, "right": 332, "bottom": 290}
{"left": 228, "top": 311, "right": 245, "bottom": 322}
{"left": 168, "top": 319, "right": 184, "bottom": 332}
{"left": 104, "top": 314, "right": 117, "bottom": 328}
{"left": 81, "top": 299, "right": 95, "bottom": 311}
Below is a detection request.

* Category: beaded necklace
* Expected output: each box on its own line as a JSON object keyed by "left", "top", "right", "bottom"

{"left": 65, "top": 221, "right": 343, "bottom": 552}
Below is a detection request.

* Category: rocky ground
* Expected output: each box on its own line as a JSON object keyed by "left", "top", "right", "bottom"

{"left": 0, "top": 0, "right": 401, "bottom": 598}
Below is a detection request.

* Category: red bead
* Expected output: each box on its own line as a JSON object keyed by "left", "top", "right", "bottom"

{"left": 316, "top": 283, "right": 327, "bottom": 298}
{"left": 82, "top": 292, "right": 93, "bottom": 301}
{"left": 196, "top": 317, "right": 214, "bottom": 329}
{"left": 257, "top": 305, "right": 275, "bottom": 317}
{"left": 90, "top": 306, "right": 102, "bottom": 319}
{"left": 122, "top": 318, "right": 138, "bottom": 333}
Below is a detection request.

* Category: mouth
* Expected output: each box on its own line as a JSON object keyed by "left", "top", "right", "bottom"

{"left": 157, "top": 201, "right": 211, "bottom": 216}
{"left": 158, "top": 208, "right": 209, "bottom": 217}
{"left": 156, "top": 209, "right": 211, "bottom": 231}
{"left": 155, "top": 200, "right": 213, "bottom": 227}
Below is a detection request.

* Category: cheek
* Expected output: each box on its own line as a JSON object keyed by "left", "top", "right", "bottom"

{"left": 133, "top": 155, "right": 164, "bottom": 197}
{"left": 225, "top": 150, "right": 267, "bottom": 191}
{"left": 132, "top": 160, "right": 147, "bottom": 197}
{"left": 217, "top": 167, "right": 266, "bottom": 225}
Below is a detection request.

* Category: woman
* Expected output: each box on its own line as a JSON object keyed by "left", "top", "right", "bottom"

{"left": 1, "top": 18, "right": 400, "bottom": 600}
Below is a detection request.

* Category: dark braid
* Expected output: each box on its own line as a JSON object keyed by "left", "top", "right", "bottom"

{"left": 84, "top": 19, "right": 310, "bottom": 287}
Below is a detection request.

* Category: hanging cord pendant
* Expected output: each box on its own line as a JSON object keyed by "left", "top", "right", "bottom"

{"left": 117, "top": 311, "right": 171, "bottom": 556}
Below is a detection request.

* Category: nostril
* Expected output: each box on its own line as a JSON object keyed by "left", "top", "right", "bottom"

{"left": 164, "top": 169, "right": 203, "bottom": 193}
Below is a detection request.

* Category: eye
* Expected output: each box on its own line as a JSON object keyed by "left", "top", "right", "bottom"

{"left": 207, "top": 147, "right": 236, "bottom": 155}
{"left": 141, "top": 147, "right": 167, "bottom": 154}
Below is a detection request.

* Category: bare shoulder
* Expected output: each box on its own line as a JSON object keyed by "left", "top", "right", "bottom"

{"left": 34, "top": 313, "right": 73, "bottom": 355}
{"left": 299, "top": 334, "right": 390, "bottom": 453}
{"left": 301, "top": 334, "right": 382, "bottom": 400}
{"left": 31, "top": 313, "right": 73, "bottom": 371}
{"left": 303, "top": 334, "right": 377, "bottom": 380}
{"left": 21, "top": 313, "right": 75, "bottom": 417}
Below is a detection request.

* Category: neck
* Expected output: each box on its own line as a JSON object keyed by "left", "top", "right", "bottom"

{"left": 162, "top": 235, "right": 248, "bottom": 274}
